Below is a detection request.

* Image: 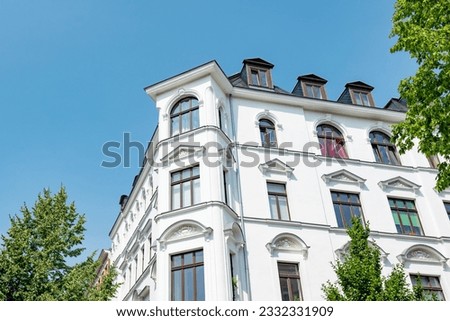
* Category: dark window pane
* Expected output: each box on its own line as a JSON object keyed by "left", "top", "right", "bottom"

{"left": 172, "top": 270, "right": 182, "bottom": 301}
{"left": 192, "top": 108, "right": 199, "bottom": 129}
{"left": 251, "top": 70, "right": 259, "bottom": 85}
{"left": 267, "top": 183, "right": 285, "bottom": 193}
{"left": 289, "top": 278, "right": 301, "bottom": 300}
{"left": 195, "top": 250, "right": 204, "bottom": 263}
{"left": 196, "top": 265, "right": 205, "bottom": 300}
{"left": 184, "top": 268, "right": 194, "bottom": 300}
{"left": 334, "top": 204, "right": 344, "bottom": 228}
{"left": 279, "top": 278, "right": 289, "bottom": 301}
{"left": 172, "top": 117, "right": 180, "bottom": 135}
{"left": 354, "top": 93, "right": 362, "bottom": 105}
{"left": 260, "top": 70, "right": 268, "bottom": 87}
{"left": 184, "top": 252, "right": 193, "bottom": 265}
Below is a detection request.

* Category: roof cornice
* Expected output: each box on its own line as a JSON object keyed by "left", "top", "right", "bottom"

{"left": 144, "top": 60, "right": 233, "bottom": 101}
{"left": 231, "top": 87, "right": 406, "bottom": 123}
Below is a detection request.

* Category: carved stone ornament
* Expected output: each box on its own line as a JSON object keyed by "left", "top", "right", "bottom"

{"left": 407, "top": 250, "right": 432, "bottom": 260}
{"left": 169, "top": 225, "right": 199, "bottom": 240}
{"left": 274, "top": 238, "right": 295, "bottom": 249}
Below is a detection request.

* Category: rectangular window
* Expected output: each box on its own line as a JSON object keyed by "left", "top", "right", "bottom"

{"left": 388, "top": 198, "right": 423, "bottom": 235}
{"left": 128, "top": 265, "right": 132, "bottom": 290}
{"left": 444, "top": 202, "right": 450, "bottom": 221}
{"left": 141, "top": 246, "right": 145, "bottom": 273}
{"left": 410, "top": 274, "right": 445, "bottom": 300}
{"left": 223, "top": 170, "right": 229, "bottom": 205}
{"left": 267, "top": 183, "right": 290, "bottom": 220}
{"left": 148, "top": 235, "right": 152, "bottom": 261}
{"left": 249, "top": 68, "right": 269, "bottom": 87}
{"left": 134, "top": 257, "right": 138, "bottom": 281}
{"left": 171, "top": 166, "right": 200, "bottom": 210}
{"left": 352, "top": 91, "right": 371, "bottom": 106}
{"left": 331, "top": 191, "right": 363, "bottom": 228}
{"left": 171, "top": 250, "right": 205, "bottom": 301}
{"left": 305, "top": 84, "right": 323, "bottom": 99}
{"left": 278, "top": 262, "right": 302, "bottom": 301}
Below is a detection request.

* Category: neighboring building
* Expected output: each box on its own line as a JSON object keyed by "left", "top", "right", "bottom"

{"left": 94, "top": 249, "right": 112, "bottom": 288}
{"left": 108, "top": 58, "right": 450, "bottom": 301}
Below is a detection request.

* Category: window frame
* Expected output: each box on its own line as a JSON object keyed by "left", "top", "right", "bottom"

{"left": 278, "top": 262, "right": 303, "bottom": 301}
{"left": 316, "top": 124, "right": 348, "bottom": 158}
{"left": 171, "top": 249, "right": 205, "bottom": 301}
{"left": 388, "top": 197, "right": 424, "bottom": 236}
{"left": 370, "top": 131, "right": 401, "bottom": 165}
{"left": 247, "top": 66, "right": 273, "bottom": 88}
{"left": 170, "top": 165, "right": 200, "bottom": 210}
{"left": 170, "top": 97, "right": 200, "bottom": 136}
{"left": 302, "top": 82, "right": 327, "bottom": 99}
{"left": 267, "top": 182, "right": 290, "bottom": 220}
{"left": 259, "top": 118, "right": 277, "bottom": 148}
{"left": 350, "top": 90, "right": 374, "bottom": 106}
{"left": 331, "top": 191, "right": 364, "bottom": 228}
{"left": 410, "top": 274, "right": 445, "bottom": 300}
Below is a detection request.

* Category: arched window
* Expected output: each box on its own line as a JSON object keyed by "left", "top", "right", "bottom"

{"left": 259, "top": 119, "right": 277, "bottom": 147}
{"left": 316, "top": 124, "right": 348, "bottom": 158}
{"left": 369, "top": 131, "right": 400, "bottom": 165}
{"left": 170, "top": 97, "right": 199, "bottom": 135}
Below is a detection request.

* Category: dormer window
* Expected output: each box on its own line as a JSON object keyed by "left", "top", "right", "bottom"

{"left": 305, "top": 84, "right": 323, "bottom": 99}
{"left": 242, "top": 58, "right": 274, "bottom": 89}
{"left": 292, "top": 74, "right": 328, "bottom": 99}
{"left": 352, "top": 90, "right": 371, "bottom": 106}
{"left": 337, "top": 81, "right": 375, "bottom": 107}
{"left": 250, "top": 68, "right": 269, "bottom": 87}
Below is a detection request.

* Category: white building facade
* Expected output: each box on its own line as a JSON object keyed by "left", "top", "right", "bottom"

{"left": 108, "top": 58, "right": 450, "bottom": 301}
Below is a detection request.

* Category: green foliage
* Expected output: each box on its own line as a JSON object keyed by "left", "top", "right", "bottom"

{"left": 0, "top": 187, "right": 118, "bottom": 301}
{"left": 322, "top": 217, "right": 425, "bottom": 301}
{"left": 390, "top": 0, "right": 450, "bottom": 191}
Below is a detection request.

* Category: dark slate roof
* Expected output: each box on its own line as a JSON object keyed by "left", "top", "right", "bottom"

{"left": 384, "top": 98, "right": 408, "bottom": 112}
{"left": 228, "top": 72, "right": 289, "bottom": 94}
{"left": 337, "top": 88, "right": 353, "bottom": 104}
{"left": 297, "top": 74, "right": 328, "bottom": 84}
{"left": 345, "top": 81, "right": 374, "bottom": 91}
{"left": 242, "top": 58, "right": 274, "bottom": 68}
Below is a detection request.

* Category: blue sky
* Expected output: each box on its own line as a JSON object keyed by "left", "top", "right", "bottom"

{"left": 0, "top": 1, "right": 416, "bottom": 258}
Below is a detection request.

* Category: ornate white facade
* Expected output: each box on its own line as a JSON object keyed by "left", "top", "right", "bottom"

{"left": 108, "top": 58, "right": 450, "bottom": 301}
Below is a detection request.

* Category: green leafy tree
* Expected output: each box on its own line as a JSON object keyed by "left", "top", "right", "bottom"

{"left": 0, "top": 187, "right": 118, "bottom": 300}
{"left": 322, "top": 217, "right": 424, "bottom": 301}
{"left": 390, "top": 0, "right": 450, "bottom": 191}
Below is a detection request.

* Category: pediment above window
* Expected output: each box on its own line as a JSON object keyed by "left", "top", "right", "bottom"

{"left": 336, "top": 241, "right": 389, "bottom": 261}
{"left": 158, "top": 220, "right": 213, "bottom": 251}
{"left": 397, "top": 245, "right": 448, "bottom": 265}
{"left": 378, "top": 176, "right": 421, "bottom": 193}
{"left": 259, "top": 159, "right": 294, "bottom": 178}
{"left": 321, "top": 169, "right": 366, "bottom": 186}
{"left": 266, "top": 233, "right": 309, "bottom": 259}
{"left": 160, "top": 144, "right": 204, "bottom": 164}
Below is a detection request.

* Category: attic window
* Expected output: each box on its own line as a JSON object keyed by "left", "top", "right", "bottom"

{"left": 249, "top": 68, "right": 270, "bottom": 87}
{"left": 293, "top": 74, "right": 328, "bottom": 99}
{"left": 304, "top": 83, "right": 327, "bottom": 99}
{"left": 352, "top": 90, "right": 372, "bottom": 106}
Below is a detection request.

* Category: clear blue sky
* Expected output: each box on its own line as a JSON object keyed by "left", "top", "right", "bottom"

{"left": 0, "top": 1, "right": 416, "bottom": 258}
